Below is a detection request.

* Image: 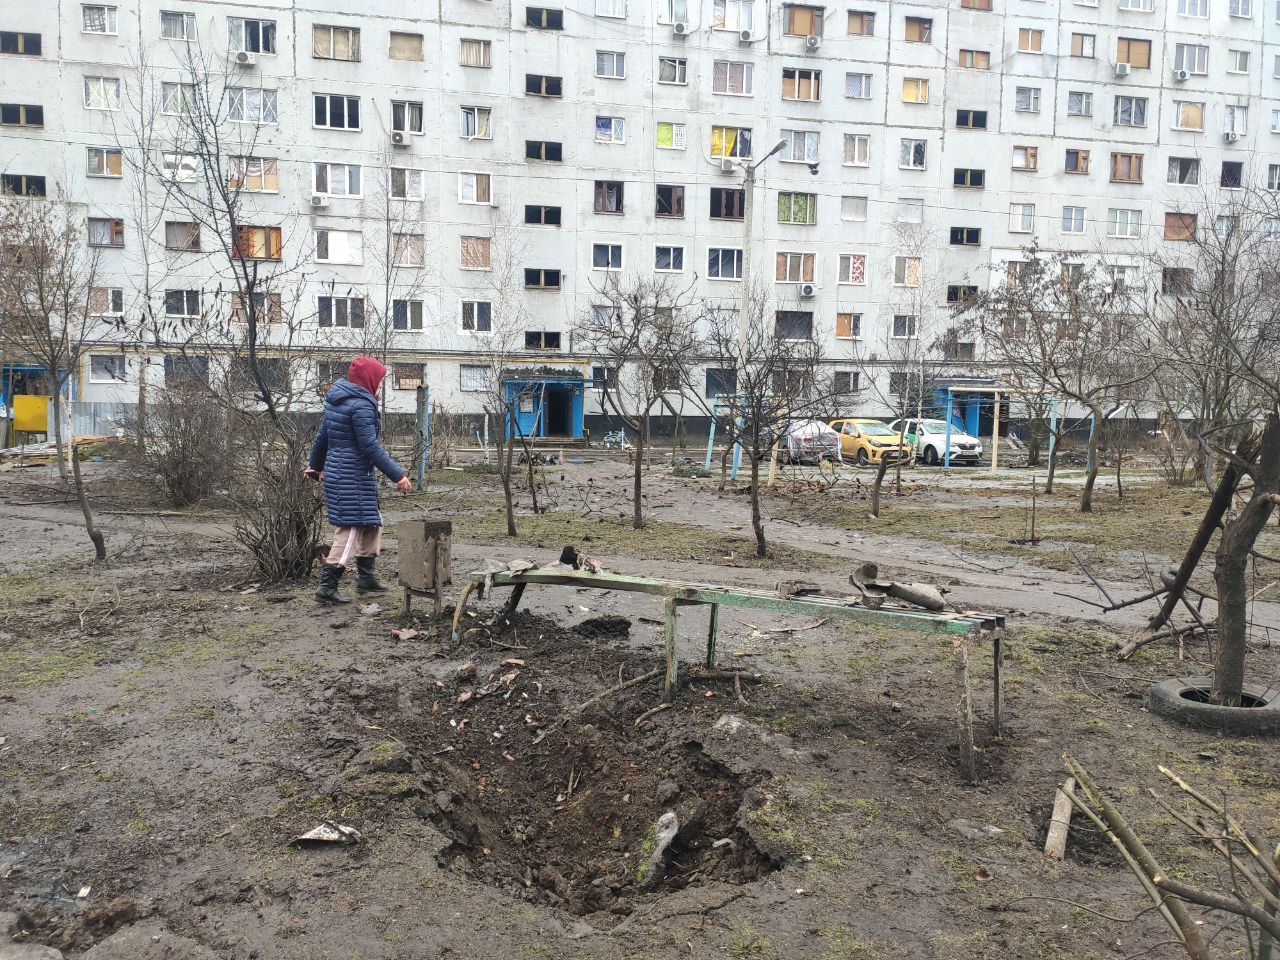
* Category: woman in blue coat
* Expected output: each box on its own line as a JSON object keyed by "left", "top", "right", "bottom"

{"left": 306, "top": 356, "right": 410, "bottom": 604}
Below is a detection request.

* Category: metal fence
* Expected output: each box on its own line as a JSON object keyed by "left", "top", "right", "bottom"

{"left": 70, "top": 401, "right": 135, "bottom": 437}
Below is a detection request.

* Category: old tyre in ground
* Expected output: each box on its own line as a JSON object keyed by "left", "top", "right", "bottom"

{"left": 1148, "top": 676, "right": 1280, "bottom": 735}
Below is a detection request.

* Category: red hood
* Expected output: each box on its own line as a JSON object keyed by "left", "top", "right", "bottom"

{"left": 347, "top": 356, "right": 386, "bottom": 395}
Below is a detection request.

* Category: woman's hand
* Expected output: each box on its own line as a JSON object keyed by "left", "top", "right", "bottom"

{"left": 304, "top": 467, "right": 321, "bottom": 481}
{"left": 395, "top": 476, "right": 412, "bottom": 492}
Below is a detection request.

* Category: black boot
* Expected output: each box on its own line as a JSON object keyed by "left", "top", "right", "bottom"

{"left": 315, "top": 563, "right": 351, "bottom": 604}
{"left": 355, "top": 556, "right": 388, "bottom": 594}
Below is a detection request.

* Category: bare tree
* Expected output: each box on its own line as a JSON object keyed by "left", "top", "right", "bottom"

{"left": 0, "top": 193, "right": 108, "bottom": 559}
{"left": 574, "top": 273, "right": 700, "bottom": 528}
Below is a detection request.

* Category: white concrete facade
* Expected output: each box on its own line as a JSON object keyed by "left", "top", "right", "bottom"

{"left": 0, "top": 0, "right": 1266, "bottom": 418}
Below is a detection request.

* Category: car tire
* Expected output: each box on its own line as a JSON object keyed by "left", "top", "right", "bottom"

{"left": 1148, "top": 676, "right": 1280, "bottom": 735}
{"left": 923, "top": 446, "right": 939, "bottom": 466}
{"left": 856, "top": 449, "right": 869, "bottom": 467}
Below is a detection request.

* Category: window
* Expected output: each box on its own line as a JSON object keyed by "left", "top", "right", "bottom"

{"left": 658, "top": 57, "right": 687, "bottom": 84}
{"left": 524, "top": 331, "right": 562, "bottom": 349}
{"left": 160, "top": 82, "right": 194, "bottom": 115}
{"left": 1009, "top": 204, "right": 1035, "bottom": 233}
{"left": 229, "top": 291, "right": 282, "bottom": 323}
{"left": 313, "top": 24, "right": 359, "bottom": 61}
{"left": 899, "top": 139, "right": 926, "bottom": 170}
{"left": 1226, "top": 104, "right": 1248, "bottom": 135}
{"left": 1012, "top": 146, "right": 1038, "bottom": 170}
{"left": 962, "top": 0, "right": 993, "bottom": 8}
{"left": 779, "top": 130, "right": 819, "bottom": 163}
{"left": 1108, "top": 208, "right": 1142, "bottom": 238}
{"left": 0, "top": 32, "right": 42, "bottom": 55}
{"left": 387, "top": 363, "right": 423, "bottom": 391}
{"left": 844, "top": 73, "right": 872, "bottom": 99}
{"left": 905, "top": 17, "right": 932, "bottom": 41}
{"left": 1070, "top": 33, "right": 1095, "bottom": 57}
{"left": 1114, "top": 96, "right": 1147, "bottom": 127}
{"left": 1168, "top": 157, "right": 1199, "bottom": 184}
{"left": 835, "top": 313, "right": 862, "bottom": 339}
{"left": 778, "top": 192, "right": 817, "bottom": 224}
{"left": 459, "top": 172, "right": 492, "bottom": 204}
{"left": 774, "top": 311, "right": 813, "bottom": 340}
{"left": 656, "top": 121, "right": 686, "bottom": 149}
{"left": 228, "top": 18, "right": 276, "bottom": 54}
{"left": 461, "top": 300, "right": 492, "bottom": 333}
{"left": 526, "top": 140, "right": 562, "bottom": 162}
{"left": 956, "top": 109, "right": 988, "bottom": 129}
{"left": 710, "top": 188, "right": 745, "bottom": 219}
{"left": 1110, "top": 152, "right": 1144, "bottom": 183}
{"left": 318, "top": 295, "right": 366, "bottom": 328}
{"left": 1174, "top": 100, "right": 1204, "bottom": 130}
{"left": 164, "top": 289, "right": 200, "bottom": 317}
{"left": 313, "top": 93, "right": 360, "bottom": 130}
{"left": 946, "top": 285, "right": 977, "bottom": 305}
{"left": 841, "top": 196, "right": 868, "bottom": 221}
{"left": 1119, "top": 0, "right": 1154, "bottom": 8}
{"left": 1174, "top": 43, "right": 1208, "bottom": 74}
{"left": 833, "top": 371, "right": 860, "bottom": 394}
{"left": 598, "top": 0, "right": 626, "bottom": 18}
{"left": 1061, "top": 206, "right": 1085, "bottom": 233}
{"left": 1015, "top": 86, "right": 1040, "bottom": 112}
{"left": 383, "top": 31, "right": 423, "bottom": 62}
{"left": 1228, "top": 50, "right": 1250, "bottom": 73}
{"left": 892, "top": 315, "right": 919, "bottom": 338}
{"left": 705, "top": 368, "right": 737, "bottom": 398}
{"left": 525, "top": 204, "right": 562, "bottom": 225}
{"left": 164, "top": 221, "right": 200, "bottom": 251}
{"left": 393, "top": 100, "right": 424, "bottom": 134}
{"left": 1164, "top": 212, "right": 1197, "bottom": 240}
{"left": 848, "top": 10, "right": 875, "bottom": 33}
{"left": 594, "top": 180, "right": 624, "bottom": 214}
{"left": 1067, "top": 91, "right": 1093, "bottom": 117}
{"left": 958, "top": 49, "right": 991, "bottom": 68}
{"left": 897, "top": 198, "right": 924, "bottom": 223}
{"left": 595, "top": 116, "right": 625, "bottom": 143}
{"left": 1018, "top": 28, "right": 1043, "bottom": 52}
{"left": 950, "top": 227, "right": 981, "bottom": 245}
{"left": 234, "top": 226, "right": 282, "bottom": 261}
{"left": 526, "top": 7, "right": 565, "bottom": 28}
{"left": 655, "top": 246, "right": 684, "bottom": 272}
{"left": 843, "top": 134, "right": 870, "bottom": 166}
{"left": 460, "top": 39, "right": 491, "bottom": 67}
{"left": 902, "top": 78, "right": 928, "bottom": 104}
{"left": 838, "top": 254, "right": 867, "bottom": 284}
{"left": 229, "top": 87, "right": 277, "bottom": 123}
{"left": 708, "top": 247, "right": 743, "bottom": 279}
{"left": 1270, "top": 164, "right": 1280, "bottom": 191}
{"left": 461, "top": 236, "right": 492, "bottom": 270}
{"left": 460, "top": 365, "right": 492, "bottom": 392}
{"left": 86, "top": 147, "right": 123, "bottom": 178}
{"left": 712, "top": 60, "right": 753, "bottom": 95}
{"left": 1230, "top": 0, "right": 1252, "bottom": 14}
{"left": 595, "top": 50, "right": 625, "bottom": 79}
{"left": 525, "top": 74, "right": 563, "bottom": 97}
{"left": 385, "top": 167, "right": 421, "bottom": 202}
{"left": 784, "top": 3, "right": 824, "bottom": 34}
{"left": 1116, "top": 37, "right": 1151, "bottom": 68}
{"left": 392, "top": 300, "right": 424, "bottom": 331}
{"left": 1221, "top": 161, "right": 1244, "bottom": 188}
{"left": 160, "top": 11, "right": 196, "bottom": 41}
{"left": 229, "top": 157, "right": 278, "bottom": 192}
{"left": 1, "top": 174, "right": 46, "bottom": 196}
{"left": 1273, "top": 109, "right": 1280, "bottom": 133}
{"left": 393, "top": 233, "right": 424, "bottom": 267}
{"left": 1214, "top": 215, "right": 1236, "bottom": 238}
{"left": 711, "top": 126, "right": 752, "bottom": 158}
{"left": 89, "top": 355, "right": 125, "bottom": 383}
{"left": 460, "top": 106, "right": 488, "bottom": 140}
{"left": 82, "top": 6, "right": 118, "bottom": 33}
{"left": 314, "top": 162, "right": 362, "bottom": 197}
{"left": 954, "top": 168, "right": 985, "bottom": 187}
{"left": 712, "top": 0, "right": 754, "bottom": 29}
{"left": 782, "top": 68, "right": 822, "bottom": 101}
{"left": 87, "top": 217, "right": 124, "bottom": 248}
{"left": 893, "top": 256, "right": 922, "bottom": 285}
{"left": 315, "top": 228, "right": 363, "bottom": 265}
{"left": 1162, "top": 267, "right": 1192, "bottom": 295}
{"left": 0, "top": 104, "right": 43, "bottom": 127}
{"left": 655, "top": 184, "right": 685, "bottom": 218}
{"left": 84, "top": 76, "right": 121, "bottom": 110}
{"left": 1109, "top": 265, "right": 1140, "bottom": 291}
{"left": 1064, "top": 149, "right": 1095, "bottom": 175}
{"left": 89, "top": 287, "right": 124, "bottom": 314}
{"left": 775, "top": 252, "right": 815, "bottom": 283}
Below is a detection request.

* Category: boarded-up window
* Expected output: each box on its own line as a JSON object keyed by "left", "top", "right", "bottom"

{"left": 313, "top": 24, "right": 360, "bottom": 60}
{"left": 460, "top": 236, "right": 491, "bottom": 270}
{"left": 835, "top": 313, "right": 861, "bottom": 338}
{"left": 1116, "top": 36, "right": 1151, "bottom": 68}
{"left": 230, "top": 291, "right": 282, "bottom": 323}
{"left": 393, "top": 233, "right": 424, "bottom": 266}
{"left": 1164, "top": 212, "right": 1197, "bottom": 241}
{"left": 388, "top": 31, "right": 423, "bottom": 60}
{"left": 393, "top": 363, "right": 424, "bottom": 390}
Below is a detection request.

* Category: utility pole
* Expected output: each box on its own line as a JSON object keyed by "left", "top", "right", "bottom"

{"left": 736, "top": 138, "right": 789, "bottom": 346}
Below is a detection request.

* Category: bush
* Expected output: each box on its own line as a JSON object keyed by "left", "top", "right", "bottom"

{"left": 133, "top": 386, "right": 231, "bottom": 506}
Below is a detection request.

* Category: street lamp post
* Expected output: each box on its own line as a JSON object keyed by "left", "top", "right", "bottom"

{"left": 737, "top": 138, "right": 789, "bottom": 345}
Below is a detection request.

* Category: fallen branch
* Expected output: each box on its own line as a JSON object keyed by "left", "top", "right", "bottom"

{"left": 1116, "top": 622, "right": 1211, "bottom": 661}
{"left": 1044, "top": 777, "right": 1077, "bottom": 860}
{"left": 572, "top": 667, "right": 662, "bottom": 717}
{"left": 634, "top": 703, "right": 670, "bottom": 726}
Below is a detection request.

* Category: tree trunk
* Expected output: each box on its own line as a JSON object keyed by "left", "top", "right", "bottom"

{"left": 135, "top": 351, "right": 149, "bottom": 456}
{"left": 70, "top": 438, "right": 106, "bottom": 561}
{"left": 50, "top": 388, "right": 69, "bottom": 483}
{"left": 1026, "top": 417, "right": 1044, "bottom": 468}
{"left": 496, "top": 423, "right": 517, "bottom": 537}
{"left": 1080, "top": 412, "right": 1102, "bottom": 513}
{"left": 870, "top": 456, "right": 889, "bottom": 519}
{"left": 1212, "top": 416, "right": 1280, "bottom": 706}
{"left": 632, "top": 428, "right": 645, "bottom": 529}
{"left": 749, "top": 454, "right": 766, "bottom": 558}
{"left": 717, "top": 441, "right": 730, "bottom": 496}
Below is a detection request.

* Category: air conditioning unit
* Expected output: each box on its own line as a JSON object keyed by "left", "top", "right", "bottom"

{"left": 1114, "top": 62, "right": 1131, "bottom": 77}
{"left": 311, "top": 194, "right": 330, "bottom": 209}
{"left": 672, "top": 20, "right": 690, "bottom": 35}
{"left": 718, "top": 157, "right": 737, "bottom": 173}
{"left": 804, "top": 34, "right": 822, "bottom": 51}
{"left": 235, "top": 50, "right": 256, "bottom": 67}
{"left": 1225, "top": 130, "right": 1240, "bottom": 142}
{"left": 738, "top": 28, "right": 754, "bottom": 44}
{"left": 391, "top": 131, "right": 408, "bottom": 147}
{"left": 799, "top": 282, "right": 817, "bottom": 299}
{"left": 1172, "top": 68, "right": 1189, "bottom": 82}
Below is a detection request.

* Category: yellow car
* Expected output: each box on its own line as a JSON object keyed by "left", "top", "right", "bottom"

{"left": 829, "top": 418, "right": 914, "bottom": 467}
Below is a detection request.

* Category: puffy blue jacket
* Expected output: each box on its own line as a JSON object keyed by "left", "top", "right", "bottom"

{"left": 309, "top": 379, "right": 405, "bottom": 527}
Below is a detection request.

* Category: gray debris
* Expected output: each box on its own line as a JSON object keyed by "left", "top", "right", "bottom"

{"left": 81, "top": 921, "right": 219, "bottom": 959}
{"left": 635, "top": 811, "right": 680, "bottom": 890}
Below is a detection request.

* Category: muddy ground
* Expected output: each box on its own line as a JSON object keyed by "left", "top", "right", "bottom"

{"left": 2, "top": 453, "right": 1279, "bottom": 959}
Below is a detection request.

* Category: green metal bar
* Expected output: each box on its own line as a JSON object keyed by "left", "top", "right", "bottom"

{"left": 706, "top": 603, "right": 720, "bottom": 668}
{"left": 663, "top": 597, "right": 679, "bottom": 703}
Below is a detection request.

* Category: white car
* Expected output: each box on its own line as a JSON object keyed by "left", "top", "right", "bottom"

{"left": 888, "top": 418, "right": 984, "bottom": 466}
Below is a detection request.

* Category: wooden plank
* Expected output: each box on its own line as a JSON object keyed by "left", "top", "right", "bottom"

{"left": 953, "top": 637, "right": 976, "bottom": 782}
{"left": 662, "top": 597, "right": 679, "bottom": 703}
{"left": 991, "top": 630, "right": 1004, "bottom": 736}
{"left": 1044, "top": 776, "right": 1077, "bottom": 859}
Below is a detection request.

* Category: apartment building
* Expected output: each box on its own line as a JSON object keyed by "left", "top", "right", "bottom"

{"left": 0, "top": 0, "right": 1268, "bottom": 435}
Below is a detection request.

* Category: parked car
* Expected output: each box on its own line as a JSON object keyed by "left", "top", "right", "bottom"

{"left": 828, "top": 418, "right": 914, "bottom": 467}
{"left": 772, "top": 419, "right": 842, "bottom": 464}
{"left": 888, "top": 418, "right": 984, "bottom": 466}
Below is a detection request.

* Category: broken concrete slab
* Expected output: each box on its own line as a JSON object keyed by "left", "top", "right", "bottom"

{"left": 80, "top": 921, "right": 219, "bottom": 960}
